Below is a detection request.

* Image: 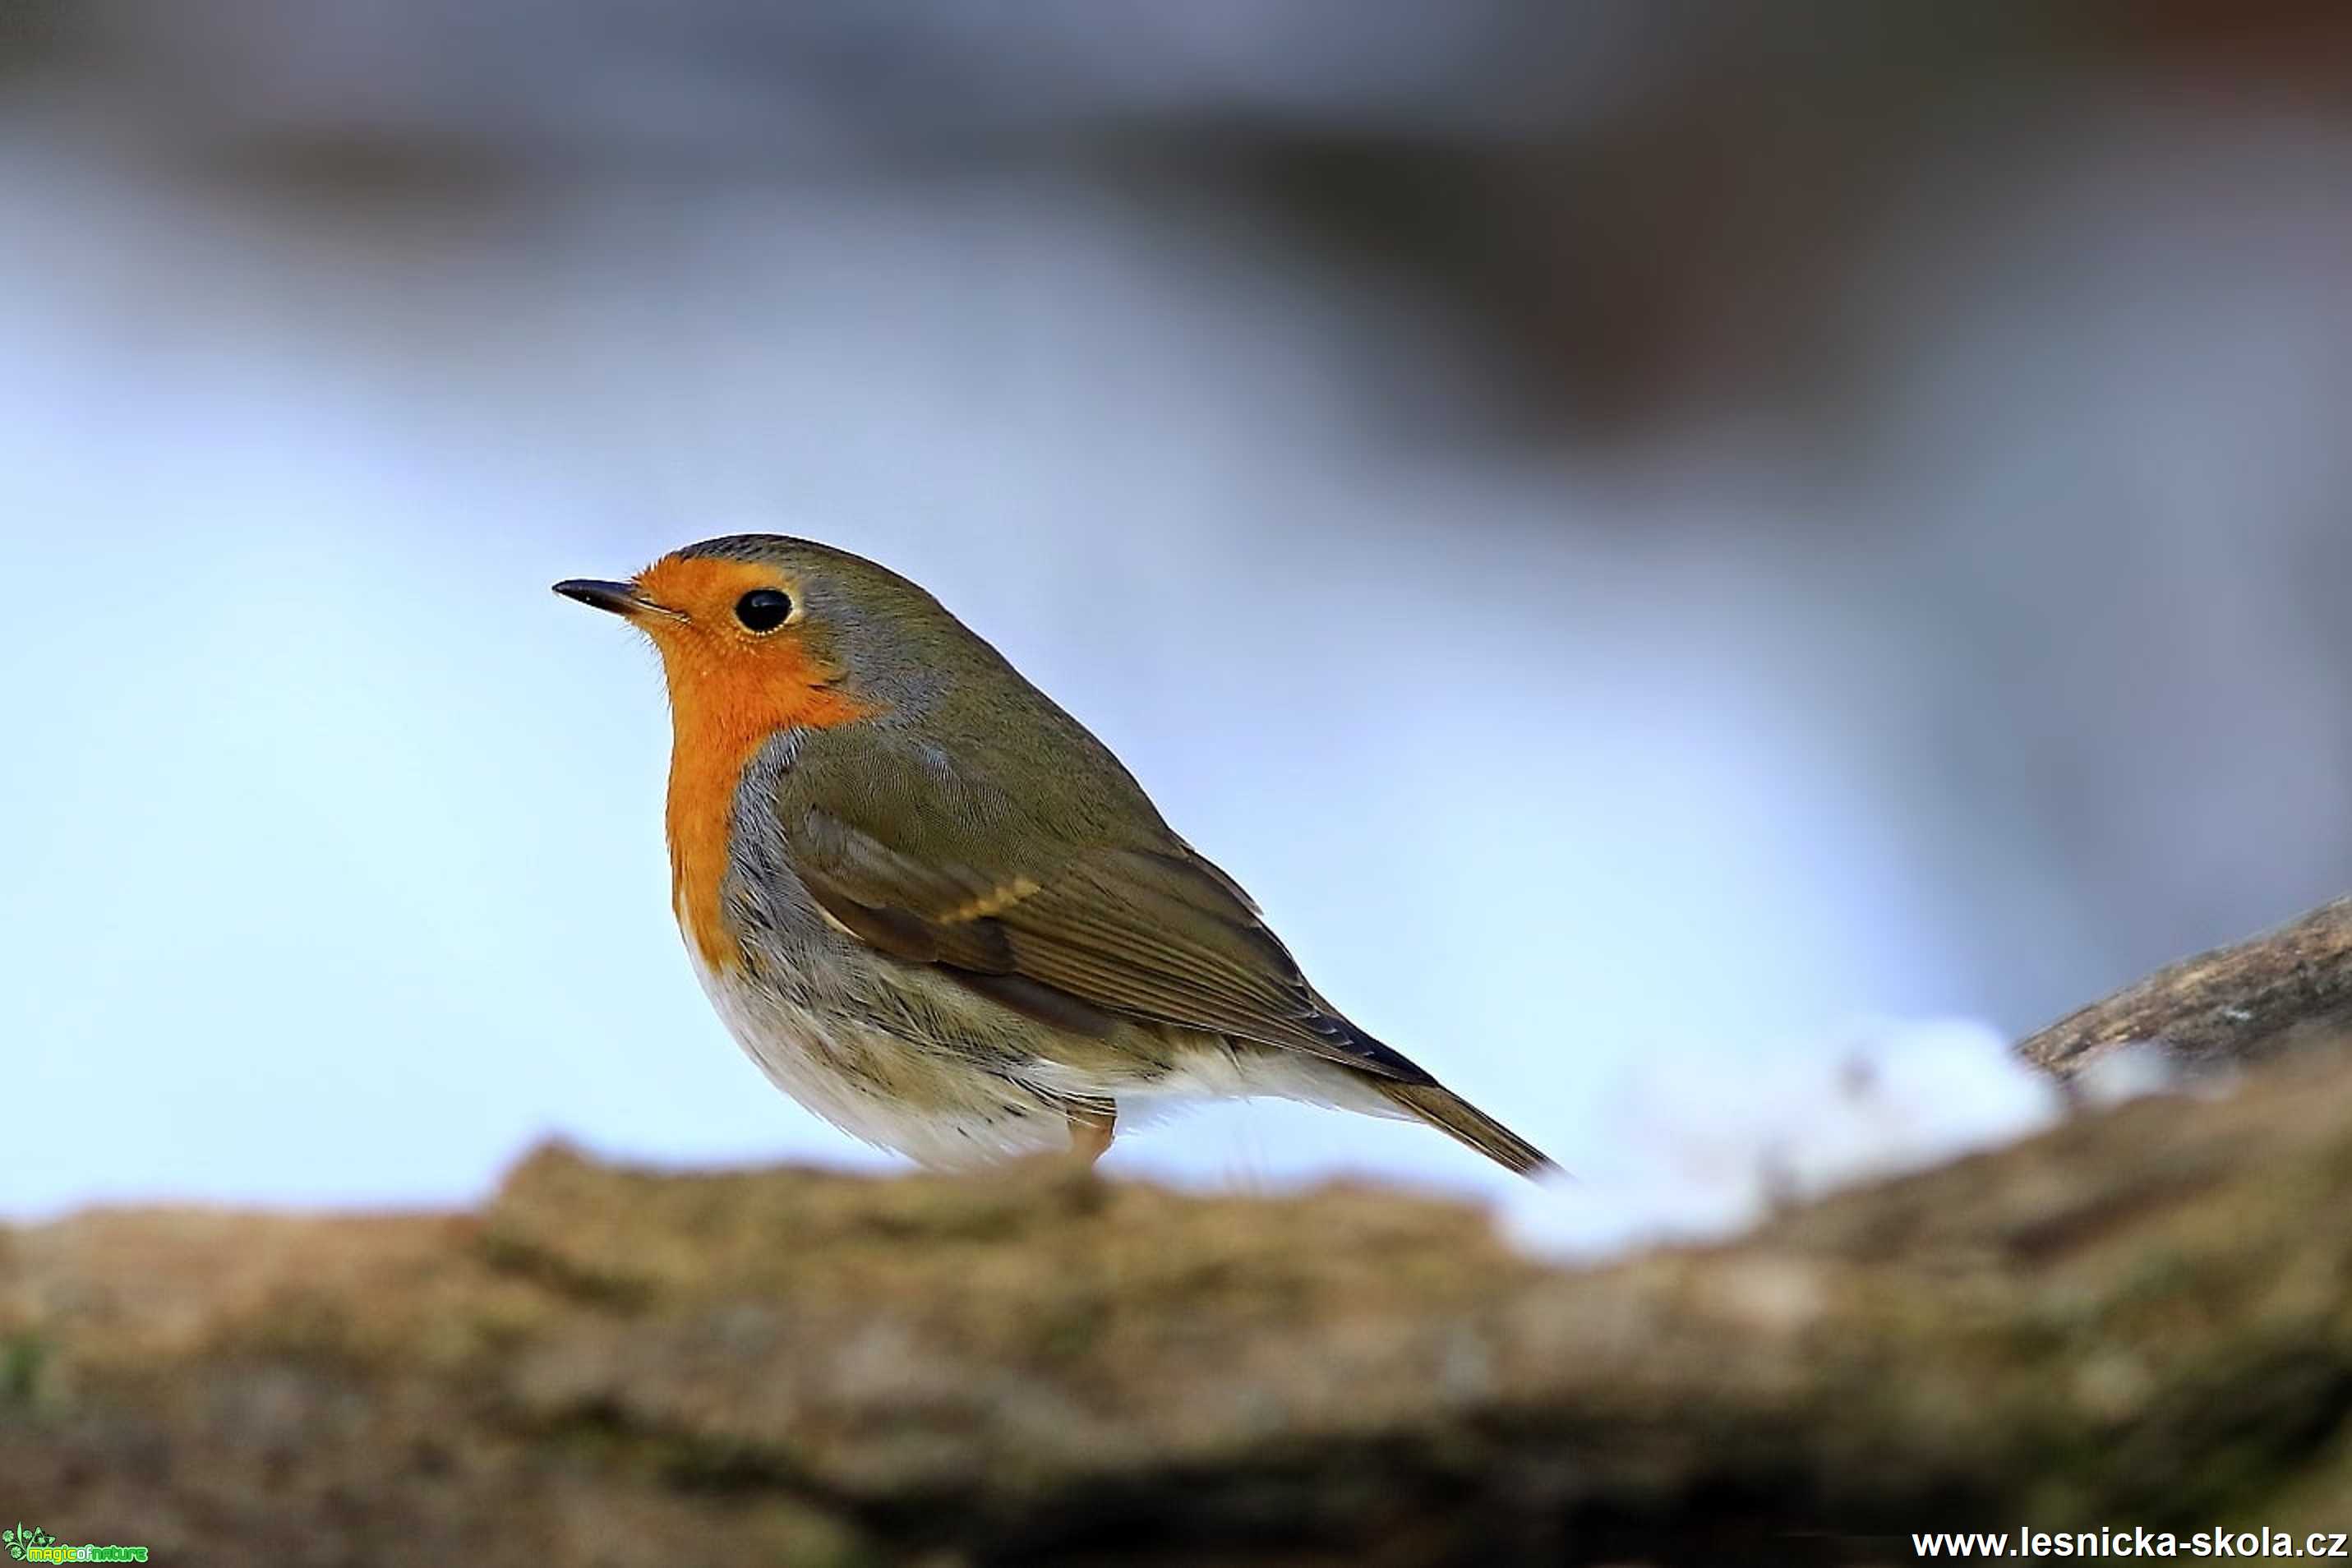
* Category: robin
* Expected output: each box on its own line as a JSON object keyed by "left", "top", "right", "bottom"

{"left": 555, "top": 535, "right": 1553, "bottom": 1178}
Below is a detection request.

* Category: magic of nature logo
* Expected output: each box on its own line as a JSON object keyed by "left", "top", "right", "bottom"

{"left": 2, "top": 1524, "right": 147, "bottom": 1564}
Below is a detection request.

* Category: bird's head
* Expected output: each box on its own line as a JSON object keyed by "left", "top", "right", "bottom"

{"left": 556, "top": 533, "right": 985, "bottom": 741}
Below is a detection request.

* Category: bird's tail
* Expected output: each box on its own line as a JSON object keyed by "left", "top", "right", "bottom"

{"left": 1376, "top": 1081, "right": 1557, "bottom": 1178}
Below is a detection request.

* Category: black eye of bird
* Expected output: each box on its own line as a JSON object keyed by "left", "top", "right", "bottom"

{"left": 734, "top": 588, "right": 794, "bottom": 632}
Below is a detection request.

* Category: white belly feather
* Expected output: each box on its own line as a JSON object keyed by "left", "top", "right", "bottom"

{"left": 686, "top": 930, "right": 1402, "bottom": 1167}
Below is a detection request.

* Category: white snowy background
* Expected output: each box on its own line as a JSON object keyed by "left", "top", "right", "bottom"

{"left": 4, "top": 5, "right": 2345, "bottom": 1243}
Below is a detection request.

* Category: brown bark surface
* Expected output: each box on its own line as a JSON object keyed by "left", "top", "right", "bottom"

{"left": 2018, "top": 897, "right": 2352, "bottom": 1078}
{"left": 8, "top": 902, "right": 2352, "bottom": 1566}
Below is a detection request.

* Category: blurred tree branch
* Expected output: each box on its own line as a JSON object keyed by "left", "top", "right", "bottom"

{"left": 2019, "top": 896, "right": 2352, "bottom": 1079}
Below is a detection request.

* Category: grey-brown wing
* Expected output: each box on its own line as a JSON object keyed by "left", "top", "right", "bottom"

{"left": 777, "top": 738, "right": 1434, "bottom": 1084}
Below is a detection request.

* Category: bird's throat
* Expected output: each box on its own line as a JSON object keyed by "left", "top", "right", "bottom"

{"left": 660, "top": 648, "right": 872, "bottom": 971}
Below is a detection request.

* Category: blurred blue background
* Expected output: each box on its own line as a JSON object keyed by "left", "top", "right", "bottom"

{"left": 5, "top": 2, "right": 2349, "bottom": 1216}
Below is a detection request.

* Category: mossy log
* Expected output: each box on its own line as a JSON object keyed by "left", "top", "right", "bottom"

{"left": 7, "top": 902, "right": 2352, "bottom": 1566}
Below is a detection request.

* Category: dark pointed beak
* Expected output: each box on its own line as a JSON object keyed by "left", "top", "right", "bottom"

{"left": 553, "top": 579, "right": 670, "bottom": 619}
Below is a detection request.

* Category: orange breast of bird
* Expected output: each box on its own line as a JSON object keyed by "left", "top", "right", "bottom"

{"left": 660, "top": 643, "right": 874, "bottom": 971}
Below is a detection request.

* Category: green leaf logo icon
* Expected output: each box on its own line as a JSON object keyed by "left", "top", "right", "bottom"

{"left": 2, "top": 1524, "right": 53, "bottom": 1560}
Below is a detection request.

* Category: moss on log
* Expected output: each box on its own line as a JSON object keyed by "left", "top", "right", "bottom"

{"left": 10, "top": 901, "right": 2352, "bottom": 1564}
